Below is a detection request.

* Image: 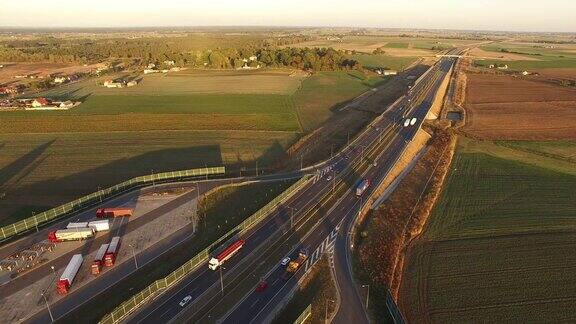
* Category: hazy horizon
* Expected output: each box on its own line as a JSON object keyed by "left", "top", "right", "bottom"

{"left": 1, "top": 0, "right": 575, "bottom": 33}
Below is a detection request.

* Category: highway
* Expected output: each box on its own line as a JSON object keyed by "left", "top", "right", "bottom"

{"left": 126, "top": 53, "right": 457, "bottom": 324}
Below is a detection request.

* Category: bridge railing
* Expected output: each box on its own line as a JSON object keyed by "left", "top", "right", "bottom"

{"left": 0, "top": 166, "right": 225, "bottom": 243}
{"left": 98, "top": 174, "right": 312, "bottom": 324}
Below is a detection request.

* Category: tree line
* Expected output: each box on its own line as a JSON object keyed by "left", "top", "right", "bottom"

{"left": 0, "top": 34, "right": 361, "bottom": 71}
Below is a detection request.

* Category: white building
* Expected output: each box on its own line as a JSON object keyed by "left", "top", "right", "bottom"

{"left": 54, "top": 76, "right": 67, "bottom": 84}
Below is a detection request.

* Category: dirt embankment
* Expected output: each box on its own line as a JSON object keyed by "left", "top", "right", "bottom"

{"left": 354, "top": 128, "right": 456, "bottom": 321}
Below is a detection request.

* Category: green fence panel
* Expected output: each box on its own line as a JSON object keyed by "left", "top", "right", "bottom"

{"left": 1, "top": 166, "right": 225, "bottom": 242}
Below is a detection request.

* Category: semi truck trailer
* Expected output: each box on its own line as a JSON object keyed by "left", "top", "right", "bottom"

{"left": 282, "top": 249, "right": 307, "bottom": 279}
{"left": 96, "top": 208, "right": 133, "bottom": 218}
{"left": 48, "top": 228, "right": 94, "bottom": 243}
{"left": 57, "top": 254, "right": 83, "bottom": 294}
{"left": 66, "top": 222, "right": 89, "bottom": 229}
{"left": 208, "top": 239, "right": 245, "bottom": 270}
{"left": 88, "top": 219, "right": 110, "bottom": 232}
{"left": 104, "top": 236, "right": 120, "bottom": 267}
{"left": 91, "top": 243, "right": 109, "bottom": 275}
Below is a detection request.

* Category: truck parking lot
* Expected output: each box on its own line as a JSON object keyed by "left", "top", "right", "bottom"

{"left": 0, "top": 184, "right": 199, "bottom": 322}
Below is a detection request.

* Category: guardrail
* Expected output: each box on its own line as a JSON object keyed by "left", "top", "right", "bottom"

{"left": 99, "top": 174, "right": 312, "bottom": 324}
{"left": 293, "top": 304, "right": 312, "bottom": 324}
{"left": 0, "top": 166, "right": 225, "bottom": 243}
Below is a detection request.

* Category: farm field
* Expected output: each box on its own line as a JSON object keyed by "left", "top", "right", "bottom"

{"left": 293, "top": 70, "right": 386, "bottom": 131}
{"left": 290, "top": 35, "right": 477, "bottom": 54}
{"left": 0, "top": 67, "right": 392, "bottom": 224}
{"left": 472, "top": 42, "right": 576, "bottom": 70}
{"left": 0, "top": 62, "right": 104, "bottom": 84}
{"left": 399, "top": 137, "right": 576, "bottom": 323}
{"left": 463, "top": 73, "right": 576, "bottom": 139}
{"left": 348, "top": 53, "right": 416, "bottom": 70}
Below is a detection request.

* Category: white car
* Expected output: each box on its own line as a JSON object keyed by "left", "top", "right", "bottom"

{"left": 281, "top": 257, "right": 291, "bottom": 266}
{"left": 410, "top": 117, "right": 417, "bottom": 126}
{"left": 327, "top": 175, "right": 333, "bottom": 181}
{"left": 403, "top": 118, "right": 411, "bottom": 127}
{"left": 179, "top": 295, "right": 192, "bottom": 307}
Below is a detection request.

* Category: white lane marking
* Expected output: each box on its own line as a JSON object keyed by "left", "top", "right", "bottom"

{"left": 249, "top": 299, "right": 260, "bottom": 309}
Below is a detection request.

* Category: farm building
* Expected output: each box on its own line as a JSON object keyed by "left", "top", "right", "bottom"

{"left": 32, "top": 97, "right": 51, "bottom": 107}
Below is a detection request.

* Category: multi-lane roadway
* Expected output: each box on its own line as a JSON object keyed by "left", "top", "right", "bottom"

{"left": 126, "top": 54, "right": 457, "bottom": 324}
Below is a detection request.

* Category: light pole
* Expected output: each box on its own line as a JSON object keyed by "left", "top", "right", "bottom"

{"left": 325, "top": 299, "right": 335, "bottom": 324}
{"left": 219, "top": 266, "right": 226, "bottom": 295}
{"left": 41, "top": 291, "right": 54, "bottom": 322}
{"left": 287, "top": 206, "right": 297, "bottom": 228}
{"left": 129, "top": 244, "right": 138, "bottom": 269}
{"left": 362, "top": 284, "right": 370, "bottom": 309}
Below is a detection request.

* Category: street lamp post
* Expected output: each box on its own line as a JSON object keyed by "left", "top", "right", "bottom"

{"left": 41, "top": 291, "right": 54, "bottom": 322}
{"left": 325, "top": 299, "right": 335, "bottom": 324}
{"left": 362, "top": 284, "right": 370, "bottom": 309}
{"left": 129, "top": 244, "right": 138, "bottom": 269}
{"left": 219, "top": 266, "right": 226, "bottom": 295}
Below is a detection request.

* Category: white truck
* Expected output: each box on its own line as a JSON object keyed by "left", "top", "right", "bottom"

{"left": 88, "top": 220, "right": 110, "bottom": 232}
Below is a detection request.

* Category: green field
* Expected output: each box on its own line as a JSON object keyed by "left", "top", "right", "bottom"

{"left": 348, "top": 53, "right": 416, "bottom": 70}
{"left": 384, "top": 42, "right": 409, "bottom": 49}
{"left": 0, "top": 68, "right": 389, "bottom": 223}
{"left": 400, "top": 137, "right": 576, "bottom": 323}
{"left": 293, "top": 70, "right": 386, "bottom": 131}
{"left": 475, "top": 43, "right": 576, "bottom": 70}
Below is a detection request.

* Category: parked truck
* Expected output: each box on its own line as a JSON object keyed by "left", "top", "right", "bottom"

{"left": 96, "top": 208, "right": 133, "bottom": 218}
{"left": 356, "top": 179, "right": 370, "bottom": 196}
{"left": 66, "top": 222, "right": 89, "bottom": 229}
{"left": 48, "top": 228, "right": 94, "bottom": 243}
{"left": 208, "top": 239, "right": 245, "bottom": 270}
{"left": 91, "top": 243, "right": 109, "bottom": 275}
{"left": 282, "top": 249, "right": 307, "bottom": 280}
{"left": 88, "top": 220, "right": 110, "bottom": 232}
{"left": 104, "top": 236, "right": 120, "bottom": 267}
{"left": 57, "top": 254, "right": 83, "bottom": 294}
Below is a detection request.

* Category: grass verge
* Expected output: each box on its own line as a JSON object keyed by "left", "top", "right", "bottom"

{"left": 272, "top": 257, "right": 337, "bottom": 324}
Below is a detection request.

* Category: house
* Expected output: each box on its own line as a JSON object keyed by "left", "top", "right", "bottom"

{"left": 147, "top": 63, "right": 156, "bottom": 69}
{"left": 59, "top": 100, "right": 75, "bottom": 108}
{"left": 383, "top": 70, "right": 398, "bottom": 76}
{"left": 32, "top": 97, "right": 51, "bottom": 107}
{"left": 54, "top": 76, "right": 67, "bottom": 84}
{"left": 522, "top": 71, "right": 530, "bottom": 76}
{"left": 249, "top": 56, "right": 257, "bottom": 61}
{"left": 163, "top": 60, "right": 175, "bottom": 66}
{"left": 144, "top": 69, "right": 159, "bottom": 74}
{"left": 126, "top": 80, "right": 138, "bottom": 87}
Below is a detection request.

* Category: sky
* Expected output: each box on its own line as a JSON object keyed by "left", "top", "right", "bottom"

{"left": 0, "top": 0, "right": 574, "bottom": 33}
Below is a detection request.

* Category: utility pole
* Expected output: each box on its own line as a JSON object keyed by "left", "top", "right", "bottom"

{"left": 219, "top": 266, "right": 225, "bottom": 295}
{"left": 362, "top": 284, "right": 370, "bottom": 309}
{"left": 255, "top": 160, "right": 259, "bottom": 176}
{"left": 41, "top": 291, "right": 54, "bottom": 322}
{"left": 129, "top": 244, "right": 138, "bottom": 269}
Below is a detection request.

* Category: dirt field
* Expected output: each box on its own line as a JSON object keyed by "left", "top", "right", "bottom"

{"left": 0, "top": 62, "right": 103, "bottom": 84}
{"left": 463, "top": 73, "right": 576, "bottom": 139}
